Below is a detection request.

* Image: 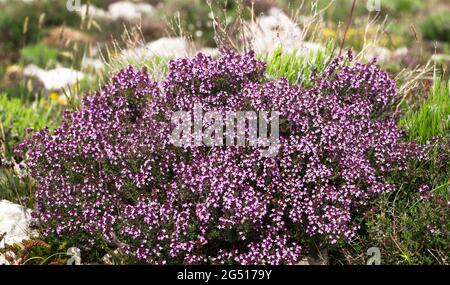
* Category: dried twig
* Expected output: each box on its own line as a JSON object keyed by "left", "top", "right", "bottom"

{"left": 339, "top": 0, "right": 356, "bottom": 56}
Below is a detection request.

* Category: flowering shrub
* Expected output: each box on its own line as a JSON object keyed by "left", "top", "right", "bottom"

{"left": 17, "top": 49, "right": 426, "bottom": 264}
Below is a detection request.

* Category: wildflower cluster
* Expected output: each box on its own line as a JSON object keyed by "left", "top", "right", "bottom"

{"left": 17, "top": 48, "right": 426, "bottom": 264}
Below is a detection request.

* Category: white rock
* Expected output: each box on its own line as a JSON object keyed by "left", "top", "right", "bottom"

{"left": 23, "top": 65, "right": 86, "bottom": 91}
{"left": 145, "top": 37, "right": 189, "bottom": 57}
{"left": 0, "top": 254, "right": 9, "bottom": 265}
{"left": 78, "top": 4, "right": 110, "bottom": 19}
{"left": 78, "top": 1, "right": 155, "bottom": 22}
{"left": 0, "top": 200, "right": 33, "bottom": 248}
{"left": 249, "top": 8, "right": 323, "bottom": 56}
{"left": 250, "top": 7, "right": 302, "bottom": 53}
{"left": 0, "top": 251, "right": 16, "bottom": 265}
{"left": 108, "top": 1, "right": 155, "bottom": 21}
{"left": 81, "top": 57, "right": 105, "bottom": 71}
{"left": 66, "top": 247, "right": 82, "bottom": 265}
{"left": 120, "top": 37, "right": 189, "bottom": 59}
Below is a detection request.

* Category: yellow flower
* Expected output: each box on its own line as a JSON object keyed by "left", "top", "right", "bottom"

{"left": 49, "top": 92, "right": 68, "bottom": 106}
{"left": 49, "top": 92, "right": 59, "bottom": 102}
{"left": 322, "top": 28, "right": 337, "bottom": 38}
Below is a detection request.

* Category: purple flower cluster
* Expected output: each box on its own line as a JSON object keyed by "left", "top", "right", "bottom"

{"left": 419, "top": 185, "right": 434, "bottom": 201}
{"left": 17, "top": 48, "right": 426, "bottom": 264}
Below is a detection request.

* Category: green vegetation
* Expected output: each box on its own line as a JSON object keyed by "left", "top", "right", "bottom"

{"left": 421, "top": 12, "right": 450, "bottom": 43}
{"left": 400, "top": 77, "right": 450, "bottom": 143}
{"left": 0, "top": 93, "right": 60, "bottom": 208}
{"left": 0, "top": 0, "right": 80, "bottom": 61}
{"left": 333, "top": 184, "right": 450, "bottom": 265}
{"left": 0, "top": 94, "right": 58, "bottom": 157}
{"left": 262, "top": 42, "right": 335, "bottom": 86}
{"left": 20, "top": 43, "right": 59, "bottom": 68}
{"left": 336, "top": 74, "right": 450, "bottom": 265}
{"left": 384, "top": 0, "right": 424, "bottom": 15}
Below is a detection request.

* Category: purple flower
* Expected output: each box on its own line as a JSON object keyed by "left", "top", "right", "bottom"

{"left": 17, "top": 48, "right": 427, "bottom": 264}
{"left": 419, "top": 184, "right": 433, "bottom": 201}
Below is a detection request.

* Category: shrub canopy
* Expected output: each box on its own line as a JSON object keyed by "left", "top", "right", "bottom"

{"left": 18, "top": 49, "right": 426, "bottom": 264}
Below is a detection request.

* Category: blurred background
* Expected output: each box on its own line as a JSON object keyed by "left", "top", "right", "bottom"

{"left": 0, "top": 0, "right": 449, "bottom": 98}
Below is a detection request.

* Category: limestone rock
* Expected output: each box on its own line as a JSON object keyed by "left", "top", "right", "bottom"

{"left": 145, "top": 37, "right": 189, "bottom": 57}
{"left": 78, "top": 1, "right": 155, "bottom": 22}
{"left": 0, "top": 200, "right": 34, "bottom": 248}
{"left": 108, "top": 1, "right": 155, "bottom": 21}
{"left": 249, "top": 8, "right": 324, "bottom": 56}
{"left": 23, "top": 65, "right": 86, "bottom": 91}
{"left": 81, "top": 57, "right": 105, "bottom": 71}
{"left": 120, "top": 37, "right": 189, "bottom": 59}
{"left": 250, "top": 7, "right": 303, "bottom": 54}
{"left": 0, "top": 251, "right": 16, "bottom": 265}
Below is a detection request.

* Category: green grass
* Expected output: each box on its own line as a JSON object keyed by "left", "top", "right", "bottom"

{"left": 104, "top": 52, "right": 170, "bottom": 82}
{"left": 333, "top": 185, "right": 450, "bottom": 265}
{"left": 0, "top": 93, "right": 58, "bottom": 157}
{"left": 20, "top": 43, "right": 59, "bottom": 68}
{"left": 0, "top": 166, "right": 36, "bottom": 209}
{"left": 0, "top": 93, "right": 61, "bottom": 207}
{"left": 421, "top": 11, "right": 450, "bottom": 43}
{"left": 400, "top": 77, "right": 450, "bottom": 144}
{"left": 0, "top": 0, "right": 80, "bottom": 58}
{"left": 261, "top": 41, "right": 335, "bottom": 87}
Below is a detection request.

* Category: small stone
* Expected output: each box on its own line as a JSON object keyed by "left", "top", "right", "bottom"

{"left": 23, "top": 65, "right": 86, "bottom": 92}
{"left": 0, "top": 200, "right": 34, "bottom": 248}
{"left": 0, "top": 251, "right": 16, "bottom": 265}
{"left": 78, "top": 1, "right": 155, "bottom": 22}
{"left": 120, "top": 37, "right": 190, "bottom": 60}
{"left": 248, "top": 8, "right": 324, "bottom": 56}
